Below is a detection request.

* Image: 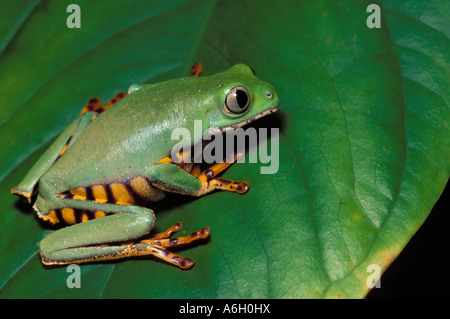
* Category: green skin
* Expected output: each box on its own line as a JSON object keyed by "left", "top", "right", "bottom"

{"left": 12, "top": 64, "right": 279, "bottom": 266}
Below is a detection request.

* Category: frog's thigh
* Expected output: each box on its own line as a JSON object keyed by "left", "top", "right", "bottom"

{"left": 38, "top": 200, "right": 155, "bottom": 265}
{"left": 12, "top": 112, "right": 96, "bottom": 202}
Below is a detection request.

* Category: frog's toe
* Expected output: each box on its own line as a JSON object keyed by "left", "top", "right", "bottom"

{"left": 151, "top": 245, "right": 195, "bottom": 270}
{"left": 190, "top": 62, "right": 203, "bottom": 77}
{"left": 147, "top": 221, "right": 183, "bottom": 240}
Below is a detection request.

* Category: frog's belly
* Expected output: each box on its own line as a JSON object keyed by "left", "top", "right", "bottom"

{"left": 57, "top": 175, "right": 166, "bottom": 206}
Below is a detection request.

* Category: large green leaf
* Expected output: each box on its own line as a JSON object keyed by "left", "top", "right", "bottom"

{"left": 0, "top": 0, "right": 448, "bottom": 298}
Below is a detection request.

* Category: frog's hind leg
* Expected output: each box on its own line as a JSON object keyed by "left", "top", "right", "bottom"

{"left": 35, "top": 195, "right": 208, "bottom": 269}
{"left": 190, "top": 62, "right": 203, "bottom": 77}
{"left": 37, "top": 202, "right": 155, "bottom": 265}
{"left": 79, "top": 97, "right": 102, "bottom": 115}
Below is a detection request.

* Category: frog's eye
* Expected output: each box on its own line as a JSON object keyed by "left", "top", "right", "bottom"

{"left": 224, "top": 86, "right": 250, "bottom": 114}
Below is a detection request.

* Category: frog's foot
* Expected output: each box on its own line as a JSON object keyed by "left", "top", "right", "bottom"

{"left": 190, "top": 62, "right": 203, "bottom": 77}
{"left": 147, "top": 221, "right": 183, "bottom": 240}
{"left": 186, "top": 151, "right": 249, "bottom": 195}
{"left": 195, "top": 162, "right": 249, "bottom": 195}
{"left": 123, "top": 222, "right": 210, "bottom": 269}
{"left": 80, "top": 97, "right": 101, "bottom": 115}
{"left": 80, "top": 91, "right": 127, "bottom": 116}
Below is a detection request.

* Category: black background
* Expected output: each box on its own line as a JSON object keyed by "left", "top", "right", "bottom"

{"left": 367, "top": 180, "right": 449, "bottom": 299}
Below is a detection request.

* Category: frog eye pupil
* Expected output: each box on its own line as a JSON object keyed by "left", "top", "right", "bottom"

{"left": 225, "top": 86, "right": 250, "bottom": 114}
{"left": 235, "top": 90, "right": 248, "bottom": 109}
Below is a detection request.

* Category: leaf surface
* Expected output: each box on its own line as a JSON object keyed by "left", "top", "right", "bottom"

{"left": 0, "top": 0, "right": 448, "bottom": 298}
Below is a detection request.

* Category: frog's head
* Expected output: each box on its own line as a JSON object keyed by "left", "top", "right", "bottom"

{"left": 203, "top": 64, "right": 279, "bottom": 137}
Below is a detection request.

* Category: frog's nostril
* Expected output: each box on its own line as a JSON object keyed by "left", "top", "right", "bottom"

{"left": 266, "top": 92, "right": 273, "bottom": 99}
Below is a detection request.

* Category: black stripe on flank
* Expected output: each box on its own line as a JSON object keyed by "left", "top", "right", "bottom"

{"left": 75, "top": 209, "right": 83, "bottom": 224}
{"left": 79, "top": 209, "right": 90, "bottom": 222}
{"left": 123, "top": 182, "right": 138, "bottom": 204}
{"left": 104, "top": 184, "right": 114, "bottom": 204}
{"left": 85, "top": 186, "right": 95, "bottom": 201}
{"left": 50, "top": 208, "right": 114, "bottom": 226}
{"left": 84, "top": 210, "right": 94, "bottom": 221}
{"left": 57, "top": 190, "right": 73, "bottom": 199}
{"left": 124, "top": 180, "right": 151, "bottom": 206}
{"left": 54, "top": 209, "right": 63, "bottom": 224}
{"left": 64, "top": 192, "right": 74, "bottom": 199}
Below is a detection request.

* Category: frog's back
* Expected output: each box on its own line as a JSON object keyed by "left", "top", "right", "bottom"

{"left": 42, "top": 80, "right": 199, "bottom": 192}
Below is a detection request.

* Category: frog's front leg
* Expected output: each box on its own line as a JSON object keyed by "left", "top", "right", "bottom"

{"left": 11, "top": 111, "right": 96, "bottom": 202}
{"left": 34, "top": 195, "right": 208, "bottom": 269}
{"left": 147, "top": 155, "right": 249, "bottom": 196}
{"left": 12, "top": 92, "right": 127, "bottom": 202}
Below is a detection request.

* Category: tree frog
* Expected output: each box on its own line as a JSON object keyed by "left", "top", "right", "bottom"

{"left": 12, "top": 64, "right": 279, "bottom": 269}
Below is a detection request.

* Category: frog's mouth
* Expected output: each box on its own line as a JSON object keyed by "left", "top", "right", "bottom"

{"left": 205, "top": 105, "right": 278, "bottom": 137}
